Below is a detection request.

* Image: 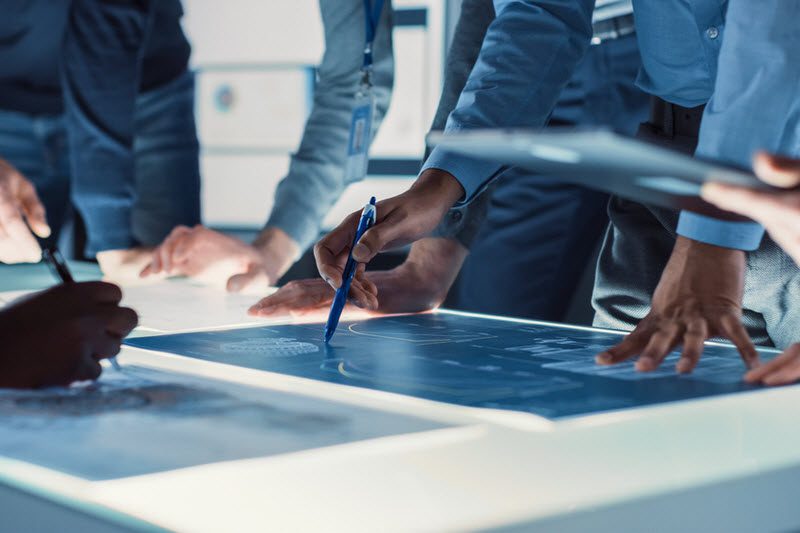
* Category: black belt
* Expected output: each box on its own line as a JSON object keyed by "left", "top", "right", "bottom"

{"left": 591, "top": 13, "right": 635, "bottom": 45}
{"left": 649, "top": 98, "right": 706, "bottom": 139}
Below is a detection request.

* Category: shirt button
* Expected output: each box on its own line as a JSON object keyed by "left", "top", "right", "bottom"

{"left": 706, "top": 26, "right": 719, "bottom": 39}
{"left": 451, "top": 210, "right": 463, "bottom": 222}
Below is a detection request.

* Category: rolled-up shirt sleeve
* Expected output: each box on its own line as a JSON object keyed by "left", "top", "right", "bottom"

{"left": 681, "top": 0, "right": 800, "bottom": 251}
{"left": 421, "top": 0, "right": 595, "bottom": 204}
{"left": 265, "top": 0, "right": 394, "bottom": 253}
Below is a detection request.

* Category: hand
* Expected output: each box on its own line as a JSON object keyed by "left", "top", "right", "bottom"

{"left": 251, "top": 237, "right": 468, "bottom": 317}
{"left": 702, "top": 152, "right": 800, "bottom": 265}
{"left": 140, "top": 225, "right": 299, "bottom": 292}
{"left": 248, "top": 267, "right": 378, "bottom": 318}
{"left": 97, "top": 247, "right": 155, "bottom": 283}
{"left": 0, "top": 158, "right": 50, "bottom": 263}
{"left": 0, "top": 281, "right": 138, "bottom": 388}
{"left": 596, "top": 236, "right": 760, "bottom": 374}
{"left": 315, "top": 169, "right": 464, "bottom": 289}
{"left": 745, "top": 344, "right": 800, "bottom": 386}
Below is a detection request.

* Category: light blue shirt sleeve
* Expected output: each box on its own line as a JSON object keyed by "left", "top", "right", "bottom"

{"left": 422, "top": 0, "right": 595, "bottom": 204}
{"left": 265, "top": 0, "right": 394, "bottom": 253}
{"left": 679, "top": 0, "right": 800, "bottom": 251}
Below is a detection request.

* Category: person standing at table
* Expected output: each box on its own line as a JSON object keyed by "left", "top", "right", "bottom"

{"left": 315, "top": 0, "right": 800, "bottom": 375}
{"left": 0, "top": 0, "right": 200, "bottom": 274}
{"left": 141, "top": 0, "right": 395, "bottom": 290}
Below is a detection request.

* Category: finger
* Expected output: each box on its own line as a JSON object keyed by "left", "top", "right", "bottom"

{"left": 719, "top": 315, "right": 761, "bottom": 370}
{"left": 762, "top": 350, "right": 800, "bottom": 386}
{"left": 596, "top": 329, "right": 650, "bottom": 365}
{"left": 359, "top": 274, "right": 378, "bottom": 298}
{"left": 315, "top": 212, "right": 361, "bottom": 288}
{"left": 71, "top": 281, "right": 123, "bottom": 305}
{"left": 0, "top": 193, "right": 42, "bottom": 262}
{"left": 172, "top": 229, "right": 202, "bottom": 264}
{"left": 753, "top": 152, "right": 800, "bottom": 188}
{"left": 700, "top": 182, "right": 778, "bottom": 221}
{"left": 636, "top": 324, "right": 681, "bottom": 372}
{"left": 104, "top": 306, "right": 139, "bottom": 338}
{"left": 74, "top": 357, "right": 103, "bottom": 382}
{"left": 348, "top": 278, "right": 378, "bottom": 310}
{"left": 351, "top": 212, "right": 411, "bottom": 263}
{"left": 249, "top": 284, "right": 332, "bottom": 316}
{"left": 677, "top": 321, "right": 708, "bottom": 374}
{"left": 93, "top": 334, "right": 124, "bottom": 359}
{"left": 149, "top": 226, "right": 190, "bottom": 275}
{"left": 745, "top": 344, "right": 800, "bottom": 384}
{"left": 162, "top": 232, "right": 194, "bottom": 274}
{"left": 17, "top": 179, "right": 50, "bottom": 238}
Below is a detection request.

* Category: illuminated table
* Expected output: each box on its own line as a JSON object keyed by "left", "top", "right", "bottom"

{"left": 1, "top": 265, "right": 799, "bottom": 532}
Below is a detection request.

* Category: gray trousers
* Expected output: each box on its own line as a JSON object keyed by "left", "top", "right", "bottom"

{"left": 592, "top": 124, "right": 800, "bottom": 349}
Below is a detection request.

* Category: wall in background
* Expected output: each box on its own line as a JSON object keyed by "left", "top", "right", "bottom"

{"left": 181, "top": 0, "right": 446, "bottom": 232}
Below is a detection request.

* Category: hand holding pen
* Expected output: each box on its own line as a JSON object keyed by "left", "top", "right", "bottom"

{"left": 323, "top": 197, "right": 377, "bottom": 342}
{"left": 42, "top": 246, "right": 127, "bottom": 371}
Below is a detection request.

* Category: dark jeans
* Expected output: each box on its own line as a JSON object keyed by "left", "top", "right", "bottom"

{"left": 0, "top": 70, "right": 201, "bottom": 257}
{"left": 452, "top": 33, "right": 649, "bottom": 322}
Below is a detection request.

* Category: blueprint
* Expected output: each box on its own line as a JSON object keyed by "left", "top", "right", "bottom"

{"left": 0, "top": 366, "right": 445, "bottom": 480}
{"left": 126, "top": 312, "right": 781, "bottom": 420}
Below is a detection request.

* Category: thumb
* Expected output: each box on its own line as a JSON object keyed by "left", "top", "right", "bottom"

{"left": 352, "top": 225, "right": 393, "bottom": 263}
{"left": 18, "top": 178, "right": 50, "bottom": 238}
{"left": 753, "top": 152, "right": 800, "bottom": 188}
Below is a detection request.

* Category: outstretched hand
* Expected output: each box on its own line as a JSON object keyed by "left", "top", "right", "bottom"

{"left": 596, "top": 237, "right": 760, "bottom": 374}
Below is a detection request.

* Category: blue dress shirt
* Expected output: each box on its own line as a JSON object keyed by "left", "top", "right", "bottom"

{"left": 423, "top": 0, "right": 800, "bottom": 251}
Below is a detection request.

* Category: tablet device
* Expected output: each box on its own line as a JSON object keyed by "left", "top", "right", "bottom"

{"left": 427, "top": 128, "right": 773, "bottom": 212}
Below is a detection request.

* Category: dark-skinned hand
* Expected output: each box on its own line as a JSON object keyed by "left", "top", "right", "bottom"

{"left": 0, "top": 282, "right": 138, "bottom": 389}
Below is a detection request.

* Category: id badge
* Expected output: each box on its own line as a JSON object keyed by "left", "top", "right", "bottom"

{"left": 344, "top": 86, "right": 376, "bottom": 183}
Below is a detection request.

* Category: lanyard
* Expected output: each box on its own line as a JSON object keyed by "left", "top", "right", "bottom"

{"left": 362, "top": 0, "right": 386, "bottom": 71}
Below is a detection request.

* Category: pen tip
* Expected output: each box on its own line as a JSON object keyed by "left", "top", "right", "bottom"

{"left": 370, "top": 196, "right": 376, "bottom": 205}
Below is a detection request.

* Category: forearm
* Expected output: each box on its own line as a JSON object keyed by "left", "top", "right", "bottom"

{"left": 367, "top": 237, "right": 468, "bottom": 313}
{"left": 422, "top": 0, "right": 595, "bottom": 202}
{"left": 266, "top": 0, "right": 394, "bottom": 253}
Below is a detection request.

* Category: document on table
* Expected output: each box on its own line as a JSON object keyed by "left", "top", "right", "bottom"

{"left": 0, "top": 364, "right": 446, "bottom": 481}
{"left": 126, "top": 311, "right": 783, "bottom": 420}
{"left": 0, "top": 280, "right": 275, "bottom": 333}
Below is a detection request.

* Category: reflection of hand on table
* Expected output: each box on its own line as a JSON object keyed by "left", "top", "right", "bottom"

{"left": 0, "top": 157, "right": 51, "bottom": 264}
{"left": 251, "top": 237, "right": 467, "bottom": 318}
{"left": 140, "top": 226, "right": 298, "bottom": 292}
{"left": 315, "top": 169, "right": 464, "bottom": 289}
{"left": 596, "top": 236, "right": 760, "bottom": 375}
{"left": 0, "top": 281, "right": 138, "bottom": 388}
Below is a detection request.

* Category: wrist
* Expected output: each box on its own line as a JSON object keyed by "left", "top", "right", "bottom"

{"left": 253, "top": 227, "right": 301, "bottom": 281}
{"left": 412, "top": 169, "right": 465, "bottom": 207}
{"left": 672, "top": 235, "right": 745, "bottom": 262}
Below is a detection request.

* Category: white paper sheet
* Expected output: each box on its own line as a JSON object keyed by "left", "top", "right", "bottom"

{"left": 0, "top": 279, "right": 277, "bottom": 333}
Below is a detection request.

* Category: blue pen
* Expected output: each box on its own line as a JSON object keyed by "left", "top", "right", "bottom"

{"left": 324, "top": 197, "right": 377, "bottom": 343}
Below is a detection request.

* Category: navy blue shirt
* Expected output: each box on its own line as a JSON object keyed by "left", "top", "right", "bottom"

{"left": 0, "top": 0, "right": 190, "bottom": 115}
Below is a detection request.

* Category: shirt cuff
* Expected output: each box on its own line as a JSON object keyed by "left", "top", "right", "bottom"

{"left": 77, "top": 201, "right": 136, "bottom": 256}
{"left": 422, "top": 146, "right": 503, "bottom": 205}
{"left": 676, "top": 211, "right": 765, "bottom": 251}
